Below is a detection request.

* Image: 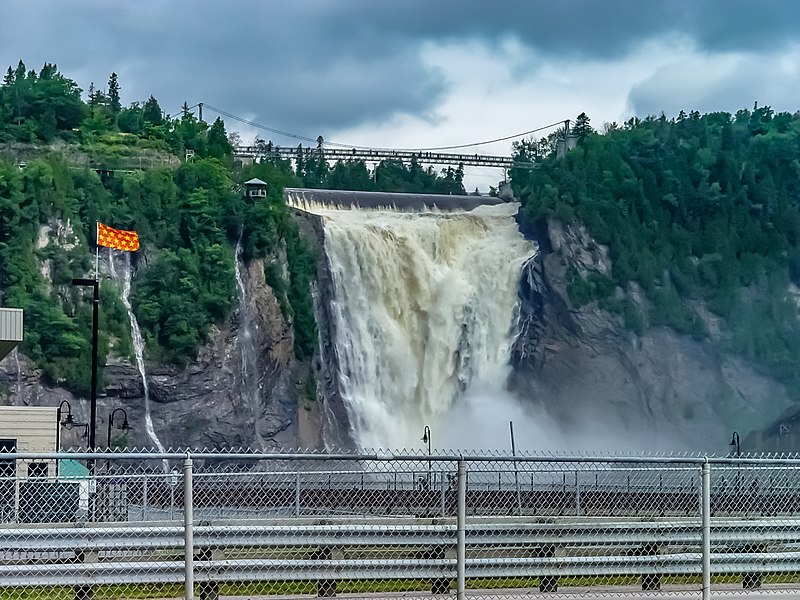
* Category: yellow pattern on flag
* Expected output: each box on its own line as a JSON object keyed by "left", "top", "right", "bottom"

{"left": 97, "top": 222, "right": 140, "bottom": 252}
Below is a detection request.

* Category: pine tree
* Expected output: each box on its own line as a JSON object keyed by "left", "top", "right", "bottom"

{"left": 142, "top": 95, "right": 163, "bottom": 125}
{"left": 107, "top": 72, "right": 121, "bottom": 115}
{"left": 572, "top": 112, "right": 593, "bottom": 143}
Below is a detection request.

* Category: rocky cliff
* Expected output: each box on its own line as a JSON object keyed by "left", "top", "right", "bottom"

{"left": 509, "top": 217, "right": 792, "bottom": 453}
{"left": 1, "top": 230, "right": 318, "bottom": 451}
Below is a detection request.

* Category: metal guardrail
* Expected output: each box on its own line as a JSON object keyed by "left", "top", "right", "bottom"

{"left": 2, "top": 518, "right": 800, "bottom": 586}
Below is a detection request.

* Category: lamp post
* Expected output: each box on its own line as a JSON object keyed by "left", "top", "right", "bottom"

{"left": 106, "top": 408, "right": 129, "bottom": 451}
{"left": 730, "top": 431, "right": 741, "bottom": 497}
{"left": 72, "top": 278, "right": 99, "bottom": 473}
{"left": 510, "top": 420, "right": 521, "bottom": 515}
{"left": 56, "top": 400, "right": 74, "bottom": 453}
{"left": 422, "top": 426, "right": 431, "bottom": 489}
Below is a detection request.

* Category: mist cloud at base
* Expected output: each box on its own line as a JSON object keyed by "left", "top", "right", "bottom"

{"left": 435, "top": 385, "right": 703, "bottom": 455}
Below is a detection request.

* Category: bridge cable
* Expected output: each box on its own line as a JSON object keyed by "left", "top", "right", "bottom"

{"left": 202, "top": 104, "right": 567, "bottom": 153}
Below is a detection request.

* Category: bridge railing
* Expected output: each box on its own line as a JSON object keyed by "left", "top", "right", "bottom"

{"left": 2, "top": 450, "right": 800, "bottom": 599}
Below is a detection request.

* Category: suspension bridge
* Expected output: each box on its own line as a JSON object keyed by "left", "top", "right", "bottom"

{"left": 232, "top": 145, "right": 517, "bottom": 168}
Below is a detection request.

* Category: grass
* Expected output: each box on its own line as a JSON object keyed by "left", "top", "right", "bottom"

{"left": 6, "top": 572, "right": 800, "bottom": 599}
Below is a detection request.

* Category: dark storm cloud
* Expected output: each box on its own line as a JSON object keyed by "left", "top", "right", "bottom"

{"left": 316, "top": 0, "right": 800, "bottom": 58}
{"left": 1, "top": 1, "right": 798, "bottom": 139}
{"left": 0, "top": 1, "right": 445, "bottom": 140}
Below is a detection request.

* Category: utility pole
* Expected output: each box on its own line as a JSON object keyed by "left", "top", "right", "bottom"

{"left": 198, "top": 102, "right": 203, "bottom": 122}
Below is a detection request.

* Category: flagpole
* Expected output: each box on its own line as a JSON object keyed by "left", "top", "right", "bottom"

{"left": 95, "top": 222, "right": 99, "bottom": 280}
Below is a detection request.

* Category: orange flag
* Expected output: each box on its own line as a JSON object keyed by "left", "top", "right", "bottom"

{"left": 97, "top": 222, "right": 140, "bottom": 252}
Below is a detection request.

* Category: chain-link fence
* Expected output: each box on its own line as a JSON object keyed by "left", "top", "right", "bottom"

{"left": 1, "top": 450, "right": 800, "bottom": 599}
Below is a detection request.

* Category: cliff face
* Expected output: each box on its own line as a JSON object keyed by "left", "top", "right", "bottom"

{"left": 1, "top": 245, "right": 314, "bottom": 451}
{"left": 509, "top": 218, "right": 792, "bottom": 453}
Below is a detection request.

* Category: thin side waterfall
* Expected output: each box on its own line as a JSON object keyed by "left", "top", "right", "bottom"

{"left": 234, "top": 235, "right": 265, "bottom": 448}
{"left": 109, "top": 252, "right": 169, "bottom": 470}
{"left": 12, "top": 347, "right": 23, "bottom": 405}
{"left": 304, "top": 201, "right": 536, "bottom": 450}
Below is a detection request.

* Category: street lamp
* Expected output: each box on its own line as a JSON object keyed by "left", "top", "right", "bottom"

{"left": 56, "top": 400, "right": 89, "bottom": 450}
{"left": 106, "top": 408, "right": 130, "bottom": 450}
{"left": 422, "top": 426, "right": 432, "bottom": 488}
{"left": 72, "top": 278, "right": 99, "bottom": 472}
{"left": 58, "top": 400, "right": 74, "bottom": 429}
{"left": 730, "top": 431, "right": 741, "bottom": 497}
{"left": 730, "top": 431, "right": 741, "bottom": 458}
{"left": 510, "top": 420, "right": 521, "bottom": 515}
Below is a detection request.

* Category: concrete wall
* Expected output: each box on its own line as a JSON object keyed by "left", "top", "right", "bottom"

{"left": 284, "top": 188, "right": 506, "bottom": 212}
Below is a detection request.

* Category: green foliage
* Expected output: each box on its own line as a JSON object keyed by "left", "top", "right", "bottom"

{"left": 513, "top": 108, "right": 800, "bottom": 382}
{"left": 0, "top": 61, "right": 86, "bottom": 142}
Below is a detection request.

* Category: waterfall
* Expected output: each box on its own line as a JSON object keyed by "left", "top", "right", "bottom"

{"left": 12, "top": 347, "right": 24, "bottom": 406}
{"left": 306, "top": 202, "right": 536, "bottom": 450}
{"left": 109, "top": 252, "right": 169, "bottom": 469}
{"left": 234, "top": 235, "right": 265, "bottom": 448}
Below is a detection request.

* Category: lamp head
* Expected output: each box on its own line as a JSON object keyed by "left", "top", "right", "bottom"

{"left": 730, "top": 432, "right": 739, "bottom": 446}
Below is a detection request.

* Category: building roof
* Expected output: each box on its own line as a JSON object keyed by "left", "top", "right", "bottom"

{"left": 59, "top": 459, "right": 90, "bottom": 479}
{"left": 0, "top": 308, "right": 23, "bottom": 362}
{"left": 243, "top": 178, "right": 267, "bottom": 186}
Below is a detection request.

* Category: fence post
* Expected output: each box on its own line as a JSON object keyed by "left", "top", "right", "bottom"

{"left": 295, "top": 472, "right": 301, "bottom": 517}
{"left": 142, "top": 475, "right": 148, "bottom": 521}
{"left": 184, "top": 453, "right": 194, "bottom": 600}
{"left": 440, "top": 474, "right": 446, "bottom": 517}
{"left": 457, "top": 459, "right": 466, "bottom": 600}
{"left": 702, "top": 459, "right": 711, "bottom": 600}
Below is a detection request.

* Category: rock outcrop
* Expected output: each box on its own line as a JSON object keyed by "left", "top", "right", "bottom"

{"left": 509, "top": 218, "right": 792, "bottom": 453}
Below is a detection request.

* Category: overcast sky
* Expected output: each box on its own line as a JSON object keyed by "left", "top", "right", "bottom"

{"left": 2, "top": 0, "right": 799, "bottom": 191}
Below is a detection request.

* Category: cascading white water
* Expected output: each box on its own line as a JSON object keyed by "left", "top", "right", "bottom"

{"left": 109, "top": 252, "right": 168, "bottom": 469}
{"left": 305, "top": 202, "right": 536, "bottom": 450}
{"left": 234, "top": 235, "right": 265, "bottom": 447}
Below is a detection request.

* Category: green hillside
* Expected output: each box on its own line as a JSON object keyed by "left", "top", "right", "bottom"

{"left": 512, "top": 108, "right": 800, "bottom": 389}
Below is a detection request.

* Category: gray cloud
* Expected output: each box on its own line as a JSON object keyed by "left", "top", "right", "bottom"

{"left": 1, "top": 1, "right": 798, "bottom": 142}
{"left": 628, "top": 47, "right": 800, "bottom": 117}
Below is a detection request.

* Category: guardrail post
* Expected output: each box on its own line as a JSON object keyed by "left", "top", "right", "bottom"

{"left": 316, "top": 546, "right": 343, "bottom": 597}
{"left": 640, "top": 542, "right": 661, "bottom": 590}
{"left": 457, "top": 459, "right": 466, "bottom": 600}
{"left": 702, "top": 459, "right": 711, "bottom": 600}
{"left": 197, "top": 546, "right": 223, "bottom": 600}
{"left": 742, "top": 544, "right": 764, "bottom": 589}
{"left": 74, "top": 549, "right": 98, "bottom": 600}
{"left": 537, "top": 545, "right": 563, "bottom": 593}
{"left": 184, "top": 453, "right": 194, "bottom": 600}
